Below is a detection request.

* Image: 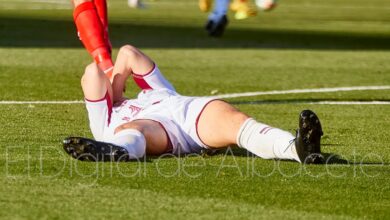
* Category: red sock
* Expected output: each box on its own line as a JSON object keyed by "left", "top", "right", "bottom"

{"left": 92, "top": 47, "right": 114, "bottom": 77}
{"left": 73, "top": 1, "right": 113, "bottom": 76}
{"left": 94, "top": 0, "right": 112, "bottom": 53}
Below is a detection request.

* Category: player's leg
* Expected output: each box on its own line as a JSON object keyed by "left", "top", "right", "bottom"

{"left": 128, "top": 0, "right": 146, "bottom": 8}
{"left": 111, "top": 45, "right": 175, "bottom": 103}
{"left": 94, "top": 0, "right": 112, "bottom": 53}
{"left": 205, "top": 0, "right": 229, "bottom": 37}
{"left": 64, "top": 62, "right": 143, "bottom": 161}
{"left": 196, "top": 100, "right": 299, "bottom": 160}
{"left": 80, "top": 63, "right": 113, "bottom": 143}
{"left": 114, "top": 120, "right": 170, "bottom": 155}
{"left": 197, "top": 100, "right": 249, "bottom": 147}
{"left": 113, "top": 45, "right": 155, "bottom": 78}
{"left": 69, "top": 62, "right": 168, "bottom": 160}
{"left": 197, "top": 100, "right": 324, "bottom": 163}
{"left": 72, "top": 0, "right": 114, "bottom": 78}
{"left": 64, "top": 119, "right": 169, "bottom": 161}
{"left": 64, "top": 63, "right": 139, "bottom": 161}
{"left": 208, "top": 0, "right": 229, "bottom": 23}
{"left": 81, "top": 62, "right": 113, "bottom": 101}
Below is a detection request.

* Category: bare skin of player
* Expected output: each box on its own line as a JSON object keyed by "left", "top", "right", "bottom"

{"left": 81, "top": 45, "right": 250, "bottom": 155}
{"left": 71, "top": 0, "right": 91, "bottom": 7}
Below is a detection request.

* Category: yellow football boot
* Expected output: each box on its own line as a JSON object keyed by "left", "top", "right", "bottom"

{"left": 199, "top": 0, "right": 213, "bottom": 12}
{"left": 230, "top": 0, "right": 257, "bottom": 20}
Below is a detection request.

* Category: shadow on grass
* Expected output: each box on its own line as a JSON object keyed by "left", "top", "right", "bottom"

{"left": 323, "top": 153, "right": 389, "bottom": 165}
{"left": 323, "top": 153, "right": 349, "bottom": 164}
{"left": 192, "top": 148, "right": 389, "bottom": 165}
{"left": 65, "top": 147, "right": 388, "bottom": 165}
{"left": 1, "top": 16, "right": 390, "bottom": 50}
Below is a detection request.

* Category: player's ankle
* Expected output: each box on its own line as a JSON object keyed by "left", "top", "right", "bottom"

{"left": 92, "top": 47, "right": 113, "bottom": 76}
{"left": 92, "top": 47, "right": 111, "bottom": 62}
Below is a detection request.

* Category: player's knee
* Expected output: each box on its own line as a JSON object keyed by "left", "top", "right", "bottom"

{"left": 119, "top": 44, "right": 137, "bottom": 53}
{"left": 81, "top": 63, "right": 99, "bottom": 86}
{"left": 110, "top": 129, "right": 146, "bottom": 159}
{"left": 119, "top": 45, "right": 142, "bottom": 60}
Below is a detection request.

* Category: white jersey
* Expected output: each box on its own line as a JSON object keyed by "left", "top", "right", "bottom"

{"left": 85, "top": 88, "right": 216, "bottom": 154}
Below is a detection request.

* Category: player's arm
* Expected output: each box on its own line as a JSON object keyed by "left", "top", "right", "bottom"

{"left": 111, "top": 45, "right": 154, "bottom": 103}
{"left": 111, "top": 45, "right": 174, "bottom": 103}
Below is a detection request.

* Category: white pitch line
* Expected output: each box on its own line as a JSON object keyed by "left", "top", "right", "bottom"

{"left": 138, "top": 1, "right": 390, "bottom": 10}
{"left": 312, "top": 101, "right": 390, "bottom": 105}
{"left": 1, "top": 100, "right": 389, "bottom": 105}
{"left": 0, "top": 85, "right": 389, "bottom": 105}
{"left": 0, "top": 100, "right": 84, "bottom": 105}
{"left": 0, "top": 0, "right": 71, "bottom": 10}
{"left": 210, "top": 85, "right": 390, "bottom": 99}
{"left": 239, "top": 101, "right": 390, "bottom": 105}
{"left": 0, "top": 0, "right": 68, "bottom": 4}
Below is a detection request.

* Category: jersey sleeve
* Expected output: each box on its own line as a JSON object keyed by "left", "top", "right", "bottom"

{"left": 132, "top": 64, "right": 176, "bottom": 91}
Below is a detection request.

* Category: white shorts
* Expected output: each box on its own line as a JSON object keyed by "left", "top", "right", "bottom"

{"left": 85, "top": 89, "right": 217, "bottom": 154}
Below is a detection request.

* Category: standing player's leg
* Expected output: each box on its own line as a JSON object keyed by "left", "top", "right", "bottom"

{"left": 111, "top": 45, "right": 175, "bottom": 103}
{"left": 205, "top": 0, "right": 229, "bottom": 37}
{"left": 196, "top": 100, "right": 324, "bottom": 164}
{"left": 94, "top": 0, "right": 112, "bottom": 53}
{"left": 128, "top": 0, "right": 146, "bottom": 8}
{"left": 72, "top": 0, "right": 114, "bottom": 78}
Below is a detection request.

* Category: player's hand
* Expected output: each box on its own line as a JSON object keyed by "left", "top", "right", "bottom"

{"left": 113, "top": 97, "right": 128, "bottom": 107}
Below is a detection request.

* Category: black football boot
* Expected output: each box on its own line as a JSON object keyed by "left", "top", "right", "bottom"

{"left": 63, "top": 137, "right": 130, "bottom": 162}
{"left": 205, "top": 15, "right": 228, "bottom": 37}
{"left": 295, "top": 110, "right": 324, "bottom": 164}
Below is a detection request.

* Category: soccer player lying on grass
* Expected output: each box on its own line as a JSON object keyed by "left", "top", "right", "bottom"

{"left": 63, "top": 45, "right": 325, "bottom": 164}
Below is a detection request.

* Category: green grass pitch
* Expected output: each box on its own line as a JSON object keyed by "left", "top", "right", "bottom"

{"left": 0, "top": 0, "right": 389, "bottom": 219}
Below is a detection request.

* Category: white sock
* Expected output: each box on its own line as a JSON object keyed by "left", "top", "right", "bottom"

{"left": 109, "top": 129, "right": 146, "bottom": 159}
{"left": 236, "top": 118, "right": 301, "bottom": 162}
